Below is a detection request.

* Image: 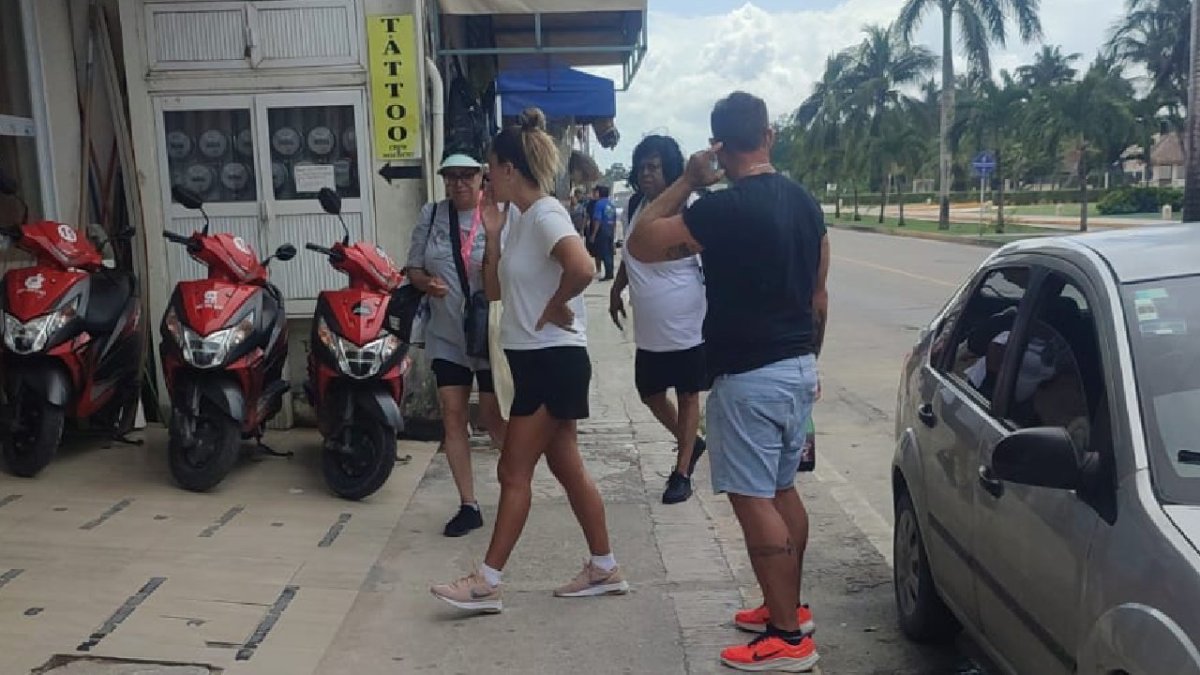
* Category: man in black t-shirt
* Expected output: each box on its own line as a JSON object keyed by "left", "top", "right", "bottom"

{"left": 627, "top": 91, "right": 829, "bottom": 672}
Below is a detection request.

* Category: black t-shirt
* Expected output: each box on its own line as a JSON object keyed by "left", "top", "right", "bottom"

{"left": 683, "top": 173, "right": 826, "bottom": 380}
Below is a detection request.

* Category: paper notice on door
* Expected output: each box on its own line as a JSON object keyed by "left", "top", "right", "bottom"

{"left": 293, "top": 164, "right": 336, "bottom": 194}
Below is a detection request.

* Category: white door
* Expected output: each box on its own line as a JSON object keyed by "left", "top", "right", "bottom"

{"left": 154, "top": 91, "right": 373, "bottom": 314}
{"left": 155, "top": 95, "right": 264, "bottom": 286}
{"left": 254, "top": 91, "right": 373, "bottom": 314}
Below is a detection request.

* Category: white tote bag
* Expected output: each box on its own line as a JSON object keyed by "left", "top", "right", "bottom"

{"left": 488, "top": 300, "right": 513, "bottom": 419}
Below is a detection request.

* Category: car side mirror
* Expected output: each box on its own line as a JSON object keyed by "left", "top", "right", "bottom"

{"left": 172, "top": 185, "right": 204, "bottom": 210}
{"left": 991, "top": 427, "right": 1082, "bottom": 491}
{"left": 318, "top": 187, "right": 341, "bottom": 216}
{"left": 274, "top": 244, "right": 297, "bottom": 262}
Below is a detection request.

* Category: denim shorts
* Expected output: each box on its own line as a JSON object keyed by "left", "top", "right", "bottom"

{"left": 707, "top": 355, "right": 819, "bottom": 498}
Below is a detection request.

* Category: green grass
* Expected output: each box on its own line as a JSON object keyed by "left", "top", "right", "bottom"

{"left": 1004, "top": 204, "right": 1091, "bottom": 217}
{"left": 829, "top": 214, "right": 1044, "bottom": 236}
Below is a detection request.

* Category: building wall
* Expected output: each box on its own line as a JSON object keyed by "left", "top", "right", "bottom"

{"left": 32, "top": 0, "right": 83, "bottom": 225}
{"left": 117, "top": 0, "right": 436, "bottom": 422}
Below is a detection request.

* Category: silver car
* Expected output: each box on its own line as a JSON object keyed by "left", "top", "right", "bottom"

{"left": 892, "top": 225, "right": 1200, "bottom": 675}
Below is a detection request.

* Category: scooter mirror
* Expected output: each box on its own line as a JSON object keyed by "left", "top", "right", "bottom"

{"left": 172, "top": 185, "right": 204, "bottom": 210}
{"left": 318, "top": 187, "right": 342, "bottom": 216}
{"left": 274, "top": 244, "right": 298, "bottom": 262}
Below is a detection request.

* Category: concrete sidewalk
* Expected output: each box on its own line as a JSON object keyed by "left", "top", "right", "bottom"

{"left": 0, "top": 280, "right": 753, "bottom": 675}
{"left": 312, "top": 280, "right": 752, "bottom": 674}
{"left": 0, "top": 270, "right": 964, "bottom": 674}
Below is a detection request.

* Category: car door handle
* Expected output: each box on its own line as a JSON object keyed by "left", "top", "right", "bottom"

{"left": 917, "top": 403, "right": 937, "bottom": 428}
{"left": 978, "top": 465, "right": 1004, "bottom": 498}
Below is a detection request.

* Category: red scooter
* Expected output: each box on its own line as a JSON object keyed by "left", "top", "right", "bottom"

{"left": 0, "top": 172, "right": 144, "bottom": 476}
{"left": 305, "top": 188, "right": 408, "bottom": 500}
{"left": 160, "top": 186, "right": 296, "bottom": 491}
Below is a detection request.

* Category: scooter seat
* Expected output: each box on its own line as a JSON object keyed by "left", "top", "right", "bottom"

{"left": 83, "top": 270, "right": 134, "bottom": 335}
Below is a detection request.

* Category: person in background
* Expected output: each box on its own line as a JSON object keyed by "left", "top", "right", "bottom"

{"left": 405, "top": 153, "right": 507, "bottom": 538}
{"left": 627, "top": 92, "right": 830, "bottom": 673}
{"left": 570, "top": 188, "right": 589, "bottom": 236}
{"left": 583, "top": 187, "right": 599, "bottom": 264}
{"left": 589, "top": 184, "right": 617, "bottom": 281}
{"left": 609, "top": 135, "right": 707, "bottom": 504}
{"left": 431, "top": 108, "right": 628, "bottom": 613}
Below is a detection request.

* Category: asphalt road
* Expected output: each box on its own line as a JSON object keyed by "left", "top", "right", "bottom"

{"left": 803, "top": 228, "right": 993, "bottom": 673}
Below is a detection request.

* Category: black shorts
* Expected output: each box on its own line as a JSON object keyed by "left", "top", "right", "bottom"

{"left": 635, "top": 345, "right": 706, "bottom": 399}
{"left": 431, "top": 359, "right": 495, "bottom": 393}
{"left": 506, "top": 347, "right": 591, "bottom": 420}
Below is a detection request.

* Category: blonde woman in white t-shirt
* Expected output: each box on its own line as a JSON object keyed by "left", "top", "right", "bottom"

{"left": 431, "top": 108, "right": 628, "bottom": 613}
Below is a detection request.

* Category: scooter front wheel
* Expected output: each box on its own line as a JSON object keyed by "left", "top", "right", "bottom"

{"left": 322, "top": 417, "right": 395, "bottom": 501}
{"left": 168, "top": 403, "right": 241, "bottom": 492}
{"left": 2, "top": 392, "right": 65, "bottom": 477}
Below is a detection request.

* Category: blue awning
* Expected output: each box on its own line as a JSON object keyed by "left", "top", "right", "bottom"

{"left": 497, "top": 65, "right": 616, "bottom": 120}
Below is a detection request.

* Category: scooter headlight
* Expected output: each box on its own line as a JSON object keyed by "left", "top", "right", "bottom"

{"left": 317, "top": 317, "right": 400, "bottom": 379}
{"left": 2, "top": 298, "right": 79, "bottom": 355}
{"left": 176, "top": 311, "right": 255, "bottom": 369}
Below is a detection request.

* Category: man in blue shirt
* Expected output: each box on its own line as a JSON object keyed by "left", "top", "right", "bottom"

{"left": 589, "top": 184, "right": 617, "bottom": 280}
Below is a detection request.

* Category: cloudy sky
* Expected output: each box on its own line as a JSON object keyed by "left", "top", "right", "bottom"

{"left": 589, "top": 0, "right": 1130, "bottom": 172}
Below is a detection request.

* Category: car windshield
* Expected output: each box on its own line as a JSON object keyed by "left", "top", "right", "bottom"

{"left": 1124, "top": 275, "right": 1200, "bottom": 505}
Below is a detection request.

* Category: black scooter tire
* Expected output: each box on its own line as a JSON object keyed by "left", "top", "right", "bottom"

{"left": 2, "top": 396, "right": 64, "bottom": 477}
{"left": 168, "top": 405, "right": 241, "bottom": 492}
{"left": 322, "top": 418, "right": 395, "bottom": 501}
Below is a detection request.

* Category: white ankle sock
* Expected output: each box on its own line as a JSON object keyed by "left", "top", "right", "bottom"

{"left": 480, "top": 563, "right": 503, "bottom": 587}
{"left": 591, "top": 553, "right": 617, "bottom": 572}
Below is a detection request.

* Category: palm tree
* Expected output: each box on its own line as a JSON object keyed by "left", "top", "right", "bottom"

{"left": 1029, "top": 57, "right": 1135, "bottom": 231}
{"left": 796, "top": 51, "right": 856, "bottom": 218}
{"left": 877, "top": 107, "right": 932, "bottom": 226}
{"left": 897, "top": 0, "right": 1043, "bottom": 230}
{"left": 958, "top": 70, "right": 1029, "bottom": 232}
{"left": 1017, "top": 45, "right": 1081, "bottom": 89}
{"left": 849, "top": 24, "right": 938, "bottom": 133}
{"left": 847, "top": 24, "right": 937, "bottom": 220}
{"left": 1108, "top": 0, "right": 1191, "bottom": 119}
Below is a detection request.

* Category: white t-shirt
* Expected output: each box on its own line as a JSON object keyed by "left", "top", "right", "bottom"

{"left": 499, "top": 196, "right": 588, "bottom": 350}
{"left": 625, "top": 202, "right": 706, "bottom": 352}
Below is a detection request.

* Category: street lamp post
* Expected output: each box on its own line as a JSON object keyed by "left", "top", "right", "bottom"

{"left": 1183, "top": 0, "right": 1200, "bottom": 220}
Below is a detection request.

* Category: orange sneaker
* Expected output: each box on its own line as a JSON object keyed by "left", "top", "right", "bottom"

{"left": 734, "top": 604, "right": 815, "bottom": 635}
{"left": 720, "top": 633, "right": 819, "bottom": 672}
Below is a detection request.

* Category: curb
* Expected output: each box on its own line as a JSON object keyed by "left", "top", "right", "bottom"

{"left": 828, "top": 222, "right": 1023, "bottom": 249}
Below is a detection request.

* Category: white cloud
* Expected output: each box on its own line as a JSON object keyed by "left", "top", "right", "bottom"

{"left": 589, "top": 0, "right": 1128, "bottom": 173}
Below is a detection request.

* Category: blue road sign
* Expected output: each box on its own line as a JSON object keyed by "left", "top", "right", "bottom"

{"left": 972, "top": 151, "right": 996, "bottom": 176}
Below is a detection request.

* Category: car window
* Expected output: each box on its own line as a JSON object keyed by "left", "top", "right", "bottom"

{"left": 1006, "top": 277, "right": 1103, "bottom": 453}
{"left": 1124, "top": 275, "right": 1200, "bottom": 505}
{"left": 929, "top": 287, "right": 969, "bottom": 366}
{"left": 939, "top": 267, "right": 1030, "bottom": 407}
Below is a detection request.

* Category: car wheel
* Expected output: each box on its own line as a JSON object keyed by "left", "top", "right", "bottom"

{"left": 894, "top": 490, "right": 960, "bottom": 642}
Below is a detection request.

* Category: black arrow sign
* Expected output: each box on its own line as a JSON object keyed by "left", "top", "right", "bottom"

{"left": 379, "top": 163, "right": 423, "bottom": 183}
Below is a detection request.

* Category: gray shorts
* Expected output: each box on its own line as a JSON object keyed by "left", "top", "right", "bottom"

{"left": 707, "top": 355, "right": 819, "bottom": 498}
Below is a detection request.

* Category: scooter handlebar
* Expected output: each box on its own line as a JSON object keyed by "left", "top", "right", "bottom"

{"left": 306, "top": 243, "right": 335, "bottom": 256}
{"left": 163, "top": 231, "right": 191, "bottom": 245}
